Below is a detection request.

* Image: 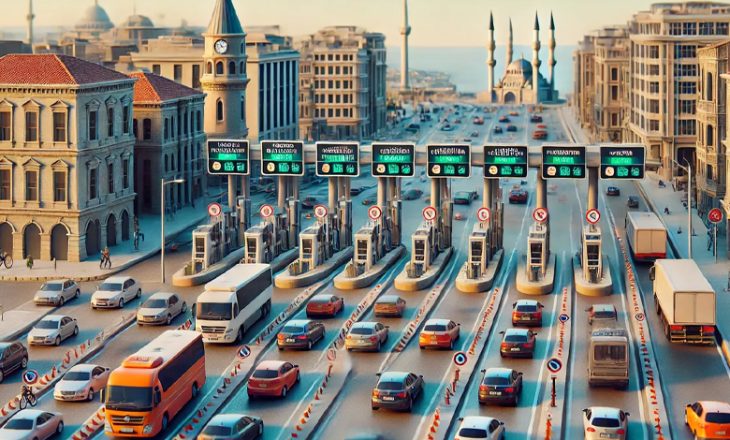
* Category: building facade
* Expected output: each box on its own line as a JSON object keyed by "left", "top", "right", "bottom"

{"left": 130, "top": 72, "right": 206, "bottom": 215}
{"left": 573, "top": 34, "right": 596, "bottom": 135}
{"left": 593, "top": 26, "right": 630, "bottom": 142}
{"left": 0, "top": 54, "right": 136, "bottom": 262}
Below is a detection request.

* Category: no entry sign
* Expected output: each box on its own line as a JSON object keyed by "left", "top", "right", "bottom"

{"left": 586, "top": 208, "right": 601, "bottom": 225}
{"left": 314, "top": 204, "right": 328, "bottom": 219}
{"left": 259, "top": 204, "right": 274, "bottom": 218}
{"left": 423, "top": 206, "right": 438, "bottom": 222}
{"left": 533, "top": 207, "right": 548, "bottom": 223}
{"left": 208, "top": 202, "right": 222, "bottom": 217}
{"left": 452, "top": 351, "right": 468, "bottom": 366}
{"left": 708, "top": 208, "right": 723, "bottom": 224}
{"left": 238, "top": 345, "right": 251, "bottom": 359}
{"left": 547, "top": 358, "right": 562, "bottom": 373}
{"left": 368, "top": 205, "right": 382, "bottom": 221}
{"left": 477, "top": 207, "right": 491, "bottom": 223}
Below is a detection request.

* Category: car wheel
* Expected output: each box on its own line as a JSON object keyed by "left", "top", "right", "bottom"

{"left": 259, "top": 422, "right": 264, "bottom": 436}
{"left": 449, "top": 339, "right": 454, "bottom": 350}
{"left": 21, "top": 357, "right": 27, "bottom": 369}
{"left": 88, "top": 388, "right": 94, "bottom": 401}
{"left": 281, "top": 386, "right": 288, "bottom": 398}
{"left": 119, "top": 298, "right": 125, "bottom": 309}
{"left": 376, "top": 341, "right": 381, "bottom": 352}
{"left": 162, "top": 414, "right": 168, "bottom": 432}
{"left": 307, "top": 340, "right": 313, "bottom": 350}
{"left": 296, "top": 371, "right": 301, "bottom": 383}
{"left": 182, "top": 302, "right": 187, "bottom": 313}
{"left": 277, "top": 344, "right": 283, "bottom": 351}
{"left": 55, "top": 336, "right": 61, "bottom": 346}
{"left": 136, "top": 288, "right": 142, "bottom": 299}
{"left": 406, "top": 396, "right": 413, "bottom": 412}
{"left": 192, "top": 382, "right": 199, "bottom": 398}
{"left": 166, "top": 314, "right": 172, "bottom": 326}
{"left": 75, "top": 289, "right": 80, "bottom": 299}
{"left": 371, "top": 405, "right": 379, "bottom": 411}
{"left": 73, "top": 326, "right": 79, "bottom": 336}
{"left": 56, "top": 421, "right": 64, "bottom": 434}
{"left": 59, "top": 296, "right": 65, "bottom": 306}
{"left": 237, "top": 326, "right": 244, "bottom": 343}
{"left": 0, "top": 370, "right": 4, "bottom": 383}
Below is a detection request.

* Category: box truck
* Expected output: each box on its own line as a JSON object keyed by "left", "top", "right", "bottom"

{"left": 625, "top": 211, "right": 667, "bottom": 261}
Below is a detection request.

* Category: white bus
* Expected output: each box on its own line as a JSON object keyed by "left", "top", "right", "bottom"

{"left": 195, "top": 263, "right": 272, "bottom": 344}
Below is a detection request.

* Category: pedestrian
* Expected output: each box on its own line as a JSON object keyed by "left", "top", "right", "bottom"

{"left": 677, "top": 226, "right": 683, "bottom": 234}
{"left": 25, "top": 254, "right": 33, "bottom": 270}
{"left": 100, "top": 246, "right": 111, "bottom": 269}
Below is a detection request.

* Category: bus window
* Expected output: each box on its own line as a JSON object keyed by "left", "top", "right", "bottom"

{"left": 593, "top": 344, "right": 626, "bottom": 362}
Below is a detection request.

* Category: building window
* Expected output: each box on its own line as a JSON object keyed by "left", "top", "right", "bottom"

{"left": 0, "top": 169, "right": 9, "bottom": 200}
{"left": 192, "top": 64, "right": 201, "bottom": 89}
{"left": 107, "top": 163, "right": 114, "bottom": 194}
{"left": 718, "top": 23, "right": 729, "bottom": 35}
{"left": 122, "top": 159, "right": 129, "bottom": 189}
{"left": 240, "top": 96, "right": 244, "bottom": 120}
{"left": 649, "top": 119, "right": 659, "bottom": 131}
{"left": 133, "top": 119, "right": 138, "bottom": 138}
{"left": 700, "top": 22, "right": 715, "bottom": 35}
{"left": 610, "top": 86, "right": 619, "bottom": 101}
{"left": 25, "top": 111, "right": 38, "bottom": 142}
{"left": 53, "top": 112, "right": 66, "bottom": 142}
{"left": 89, "top": 110, "right": 98, "bottom": 141}
{"left": 143, "top": 118, "right": 151, "bottom": 140}
{"left": 706, "top": 72, "right": 714, "bottom": 100}
{"left": 673, "top": 64, "right": 697, "bottom": 77}
{"left": 707, "top": 124, "right": 714, "bottom": 147}
{"left": 197, "top": 110, "right": 202, "bottom": 132}
{"left": 122, "top": 105, "right": 130, "bottom": 134}
{"left": 25, "top": 170, "right": 37, "bottom": 201}
{"left": 670, "top": 23, "right": 682, "bottom": 35}
{"left": 676, "top": 119, "right": 696, "bottom": 136}
{"left": 216, "top": 99, "right": 224, "bottom": 121}
{"left": 89, "top": 168, "right": 97, "bottom": 199}
{"left": 682, "top": 22, "right": 697, "bottom": 35}
{"left": 680, "top": 99, "right": 696, "bottom": 114}
{"left": 240, "top": 61, "right": 245, "bottom": 75}
{"left": 152, "top": 64, "right": 161, "bottom": 75}
{"left": 206, "top": 62, "right": 212, "bottom": 75}
{"left": 229, "top": 61, "right": 236, "bottom": 75}
{"left": 610, "top": 68, "right": 618, "bottom": 81}
{"left": 164, "top": 118, "right": 169, "bottom": 140}
{"left": 53, "top": 171, "right": 65, "bottom": 202}
{"left": 611, "top": 113, "right": 618, "bottom": 127}
{"left": 0, "top": 111, "right": 9, "bottom": 141}
{"left": 107, "top": 107, "right": 114, "bottom": 137}
{"left": 216, "top": 61, "right": 223, "bottom": 75}
{"left": 674, "top": 45, "right": 697, "bottom": 59}
{"left": 174, "top": 64, "right": 183, "bottom": 82}
{"left": 648, "top": 46, "right": 659, "bottom": 59}
{"left": 675, "top": 81, "right": 697, "bottom": 95}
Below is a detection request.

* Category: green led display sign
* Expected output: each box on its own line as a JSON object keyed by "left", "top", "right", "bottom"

{"left": 315, "top": 142, "right": 359, "bottom": 177}
{"left": 600, "top": 145, "right": 645, "bottom": 180}
{"left": 371, "top": 143, "right": 415, "bottom": 177}
{"left": 261, "top": 141, "right": 304, "bottom": 176}
{"left": 484, "top": 145, "right": 528, "bottom": 178}
{"left": 541, "top": 145, "right": 586, "bottom": 179}
{"left": 427, "top": 144, "right": 471, "bottom": 178}
{"left": 207, "top": 139, "right": 249, "bottom": 175}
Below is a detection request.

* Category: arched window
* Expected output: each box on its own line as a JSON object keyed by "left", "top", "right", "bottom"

{"left": 707, "top": 72, "right": 714, "bottom": 100}
{"left": 229, "top": 61, "right": 236, "bottom": 75}
{"left": 216, "top": 99, "right": 224, "bottom": 122}
{"left": 240, "top": 61, "right": 245, "bottom": 75}
{"left": 216, "top": 61, "right": 223, "bottom": 75}
{"left": 206, "top": 61, "right": 213, "bottom": 74}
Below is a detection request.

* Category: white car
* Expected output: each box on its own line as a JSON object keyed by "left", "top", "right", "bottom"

{"left": 27, "top": 315, "right": 78, "bottom": 346}
{"left": 583, "top": 406, "right": 629, "bottom": 440}
{"left": 91, "top": 276, "right": 141, "bottom": 309}
{"left": 34, "top": 279, "right": 80, "bottom": 306}
{"left": 455, "top": 416, "right": 505, "bottom": 439}
{"left": 137, "top": 292, "right": 187, "bottom": 326}
{"left": 53, "top": 364, "right": 110, "bottom": 402}
{"left": 0, "top": 409, "right": 64, "bottom": 440}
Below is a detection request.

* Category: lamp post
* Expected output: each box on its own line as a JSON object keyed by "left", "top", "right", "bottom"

{"left": 672, "top": 158, "right": 692, "bottom": 259}
{"left": 161, "top": 178, "right": 185, "bottom": 283}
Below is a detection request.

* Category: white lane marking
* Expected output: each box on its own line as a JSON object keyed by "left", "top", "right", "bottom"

{"left": 275, "top": 372, "right": 332, "bottom": 440}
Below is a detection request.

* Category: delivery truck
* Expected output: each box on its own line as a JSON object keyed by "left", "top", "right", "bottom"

{"left": 625, "top": 211, "right": 667, "bottom": 261}
{"left": 650, "top": 259, "right": 716, "bottom": 344}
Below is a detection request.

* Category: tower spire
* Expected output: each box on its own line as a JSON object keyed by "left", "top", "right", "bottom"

{"left": 400, "top": 0, "right": 411, "bottom": 90}
{"left": 548, "top": 11, "right": 557, "bottom": 101}
{"left": 26, "top": 0, "right": 34, "bottom": 49}
{"left": 487, "top": 11, "right": 496, "bottom": 99}
{"left": 532, "top": 11, "right": 541, "bottom": 103}
{"left": 506, "top": 18, "right": 513, "bottom": 66}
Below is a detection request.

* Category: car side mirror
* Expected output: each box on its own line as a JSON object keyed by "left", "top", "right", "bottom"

{"left": 686, "top": 404, "right": 691, "bottom": 408}
{"left": 582, "top": 408, "right": 588, "bottom": 413}
{"left": 480, "top": 369, "right": 486, "bottom": 373}
{"left": 649, "top": 266, "right": 655, "bottom": 281}
{"left": 625, "top": 412, "right": 630, "bottom": 417}
{"left": 458, "top": 417, "right": 464, "bottom": 421}
{"left": 294, "top": 364, "right": 299, "bottom": 368}
{"left": 191, "top": 303, "right": 196, "bottom": 315}
{"left": 375, "top": 373, "right": 381, "bottom": 377}
{"left": 499, "top": 331, "right": 505, "bottom": 334}
{"left": 100, "top": 388, "right": 105, "bottom": 403}
{"left": 512, "top": 302, "right": 516, "bottom": 307}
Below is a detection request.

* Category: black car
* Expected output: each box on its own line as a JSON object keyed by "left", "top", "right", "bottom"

{"left": 371, "top": 371, "right": 423, "bottom": 412}
{"left": 493, "top": 126, "right": 503, "bottom": 134}
{"left": 627, "top": 196, "right": 639, "bottom": 208}
{"left": 277, "top": 319, "right": 325, "bottom": 351}
{"left": 506, "top": 125, "right": 517, "bottom": 132}
{"left": 499, "top": 328, "right": 537, "bottom": 358}
{"left": 302, "top": 196, "right": 318, "bottom": 209}
{"left": 478, "top": 367, "right": 523, "bottom": 406}
{"left": 530, "top": 115, "right": 543, "bottom": 123}
{"left": 606, "top": 186, "right": 620, "bottom": 196}
{"left": 0, "top": 342, "right": 28, "bottom": 382}
{"left": 350, "top": 186, "right": 366, "bottom": 196}
{"left": 402, "top": 189, "right": 423, "bottom": 201}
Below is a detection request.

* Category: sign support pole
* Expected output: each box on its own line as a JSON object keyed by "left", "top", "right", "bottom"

{"left": 588, "top": 167, "right": 598, "bottom": 211}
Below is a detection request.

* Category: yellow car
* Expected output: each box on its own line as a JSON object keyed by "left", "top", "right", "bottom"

{"left": 686, "top": 401, "right": 730, "bottom": 439}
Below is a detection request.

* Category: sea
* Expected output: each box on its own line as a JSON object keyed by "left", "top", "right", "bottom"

{"left": 386, "top": 45, "right": 577, "bottom": 98}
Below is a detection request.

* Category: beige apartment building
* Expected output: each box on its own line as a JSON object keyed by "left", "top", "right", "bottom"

{"left": 295, "top": 26, "right": 387, "bottom": 141}
{"left": 0, "top": 53, "right": 136, "bottom": 262}
{"left": 573, "top": 35, "right": 596, "bottom": 136}
{"left": 593, "top": 26, "right": 630, "bottom": 143}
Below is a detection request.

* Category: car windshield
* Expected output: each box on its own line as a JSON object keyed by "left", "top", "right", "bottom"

{"left": 282, "top": 325, "right": 305, "bottom": 333}
{"left": 377, "top": 381, "right": 403, "bottom": 391}
{"left": 424, "top": 324, "right": 447, "bottom": 332}
{"left": 311, "top": 297, "right": 331, "bottom": 304}
{"left": 484, "top": 376, "right": 511, "bottom": 386}
{"left": 252, "top": 369, "right": 279, "bottom": 379}
{"left": 350, "top": 327, "right": 374, "bottom": 335}
{"left": 592, "top": 417, "right": 620, "bottom": 428}
{"left": 105, "top": 385, "right": 153, "bottom": 411}
{"left": 197, "top": 302, "right": 232, "bottom": 321}
{"left": 36, "top": 320, "right": 59, "bottom": 329}
{"left": 505, "top": 334, "right": 526, "bottom": 342}
{"left": 455, "top": 192, "right": 469, "bottom": 198}
{"left": 594, "top": 311, "right": 616, "bottom": 319}
{"left": 64, "top": 371, "right": 91, "bottom": 381}
{"left": 706, "top": 412, "right": 730, "bottom": 424}
{"left": 40, "top": 283, "right": 63, "bottom": 291}
{"left": 516, "top": 304, "right": 538, "bottom": 312}
{"left": 594, "top": 345, "right": 626, "bottom": 362}
{"left": 99, "top": 283, "right": 122, "bottom": 291}
{"left": 3, "top": 419, "right": 33, "bottom": 430}
{"left": 143, "top": 299, "right": 168, "bottom": 308}
{"left": 457, "top": 428, "right": 488, "bottom": 438}
{"left": 202, "top": 426, "right": 232, "bottom": 436}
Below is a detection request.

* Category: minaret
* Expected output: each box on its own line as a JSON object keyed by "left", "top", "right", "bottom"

{"left": 487, "top": 12, "right": 496, "bottom": 98}
{"left": 506, "top": 18, "right": 513, "bottom": 67}
{"left": 26, "top": 0, "right": 34, "bottom": 48}
{"left": 400, "top": 0, "right": 411, "bottom": 90}
{"left": 532, "top": 12, "right": 541, "bottom": 103}
{"left": 548, "top": 12, "right": 557, "bottom": 101}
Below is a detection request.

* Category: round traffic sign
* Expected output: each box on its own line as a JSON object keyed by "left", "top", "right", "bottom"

{"left": 452, "top": 351, "right": 468, "bottom": 366}
{"left": 238, "top": 345, "right": 251, "bottom": 359}
{"left": 368, "top": 205, "right": 382, "bottom": 221}
{"left": 635, "top": 312, "right": 645, "bottom": 322}
{"left": 259, "top": 204, "right": 274, "bottom": 218}
{"left": 533, "top": 207, "right": 549, "bottom": 223}
{"left": 558, "top": 314, "right": 570, "bottom": 323}
{"left": 708, "top": 208, "right": 724, "bottom": 224}
{"left": 546, "top": 358, "right": 562, "bottom": 373}
{"left": 585, "top": 208, "right": 601, "bottom": 225}
{"left": 208, "top": 202, "right": 222, "bottom": 217}
{"left": 423, "top": 206, "right": 438, "bottom": 222}
{"left": 477, "top": 207, "right": 491, "bottom": 223}
{"left": 314, "top": 204, "right": 328, "bottom": 219}
{"left": 327, "top": 348, "right": 337, "bottom": 362}
{"left": 22, "top": 370, "right": 39, "bottom": 385}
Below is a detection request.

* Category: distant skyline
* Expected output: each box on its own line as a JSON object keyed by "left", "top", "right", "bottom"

{"left": 1, "top": 0, "right": 678, "bottom": 46}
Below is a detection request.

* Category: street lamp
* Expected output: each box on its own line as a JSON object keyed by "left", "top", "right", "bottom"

{"left": 161, "top": 178, "right": 185, "bottom": 283}
{"left": 671, "top": 158, "right": 692, "bottom": 259}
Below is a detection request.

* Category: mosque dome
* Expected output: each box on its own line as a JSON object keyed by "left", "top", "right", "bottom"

{"left": 506, "top": 58, "right": 533, "bottom": 81}
{"left": 76, "top": 1, "right": 114, "bottom": 31}
{"left": 122, "top": 14, "right": 155, "bottom": 28}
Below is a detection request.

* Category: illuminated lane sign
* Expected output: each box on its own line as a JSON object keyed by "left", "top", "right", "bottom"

{"left": 315, "top": 142, "right": 359, "bottom": 177}
{"left": 427, "top": 144, "right": 471, "bottom": 178}
{"left": 261, "top": 141, "right": 304, "bottom": 176}
{"left": 207, "top": 139, "right": 249, "bottom": 175}
{"left": 541, "top": 145, "right": 586, "bottom": 179}
{"left": 484, "top": 145, "right": 528, "bottom": 178}
{"left": 371, "top": 143, "right": 415, "bottom": 177}
{"left": 600, "top": 145, "right": 645, "bottom": 180}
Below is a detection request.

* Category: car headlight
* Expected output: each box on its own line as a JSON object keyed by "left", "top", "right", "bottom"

{"left": 225, "top": 328, "right": 234, "bottom": 334}
{"left": 143, "top": 424, "right": 153, "bottom": 434}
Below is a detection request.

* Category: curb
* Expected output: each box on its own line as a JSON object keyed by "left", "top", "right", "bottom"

{"left": 0, "top": 303, "right": 58, "bottom": 342}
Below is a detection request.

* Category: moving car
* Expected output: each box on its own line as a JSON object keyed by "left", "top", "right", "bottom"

{"left": 247, "top": 360, "right": 300, "bottom": 398}
{"left": 586, "top": 304, "right": 617, "bottom": 326}
{"left": 537, "top": 123, "right": 547, "bottom": 129}
{"left": 499, "top": 328, "right": 537, "bottom": 358}
{"left": 53, "top": 363, "right": 110, "bottom": 402}
{"left": 685, "top": 401, "right": 730, "bottom": 440}
{"left": 455, "top": 416, "right": 505, "bottom": 440}
{"left": 402, "top": 189, "right": 423, "bottom": 201}
{"left": 306, "top": 294, "right": 344, "bottom": 318}
{"left": 627, "top": 195, "right": 639, "bottom": 208}
{"left": 90, "top": 276, "right": 141, "bottom": 309}
{"left": 498, "top": 116, "right": 510, "bottom": 123}
{"left": 302, "top": 196, "right": 318, "bottom": 209}
{"left": 440, "top": 124, "right": 454, "bottom": 131}
{"left": 512, "top": 300, "right": 544, "bottom": 327}
{"left": 34, "top": 279, "right": 80, "bottom": 306}
{"left": 532, "top": 130, "right": 548, "bottom": 140}
{"left": 454, "top": 190, "right": 479, "bottom": 205}
{"left": 493, "top": 125, "right": 503, "bottom": 134}
{"left": 479, "top": 368, "right": 523, "bottom": 406}
{"left": 0, "top": 410, "right": 63, "bottom": 440}
{"left": 509, "top": 111, "right": 519, "bottom": 116}
{"left": 455, "top": 212, "right": 465, "bottom": 221}
{"left": 530, "top": 115, "right": 543, "bottom": 123}
{"left": 582, "top": 407, "right": 629, "bottom": 440}
{"left": 371, "top": 371, "right": 423, "bottom": 412}
{"left": 0, "top": 342, "right": 28, "bottom": 383}
{"left": 346, "top": 322, "right": 389, "bottom": 352}
{"left": 506, "top": 124, "right": 517, "bottom": 132}
{"left": 405, "top": 123, "right": 420, "bottom": 133}
{"left": 419, "top": 319, "right": 460, "bottom": 350}
{"left": 199, "top": 414, "right": 264, "bottom": 440}
{"left": 470, "top": 131, "right": 480, "bottom": 137}
{"left": 362, "top": 198, "right": 375, "bottom": 206}
{"left": 606, "top": 186, "right": 621, "bottom": 196}
{"left": 508, "top": 189, "right": 528, "bottom": 204}
{"left": 374, "top": 295, "right": 406, "bottom": 318}
{"left": 350, "top": 186, "right": 366, "bottom": 196}
{"left": 277, "top": 319, "right": 325, "bottom": 351}
{"left": 28, "top": 315, "right": 78, "bottom": 346}
{"left": 137, "top": 292, "right": 187, "bottom": 326}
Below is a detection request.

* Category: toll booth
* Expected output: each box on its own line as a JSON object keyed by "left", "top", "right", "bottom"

{"left": 581, "top": 225, "right": 603, "bottom": 283}
{"left": 408, "top": 222, "right": 439, "bottom": 278}
{"left": 236, "top": 196, "right": 251, "bottom": 246}
{"left": 298, "top": 222, "right": 330, "bottom": 272}
{"left": 527, "top": 223, "right": 549, "bottom": 281}
{"left": 192, "top": 221, "right": 224, "bottom": 271}
{"left": 287, "top": 199, "right": 300, "bottom": 249}
{"left": 354, "top": 223, "right": 381, "bottom": 270}
{"left": 338, "top": 199, "right": 353, "bottom": 249}
{"left": 243, "top": 222, "right": 275, "bottom": 264}
{"left": 467, "top": 223, "right": 491, "bottom": 279}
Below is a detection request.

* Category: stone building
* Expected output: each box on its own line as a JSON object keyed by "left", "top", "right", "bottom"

{"left": 129, "top": 72, "right": 206, "bottom": 215}
{"left": 573, "top": 34, "right": 596, "bottom": 134}
{"left": 0, "top": 54, "right": 136, "bottom": 262}
{"left": 592, "top": 26, "right": 630, "bottom": 142}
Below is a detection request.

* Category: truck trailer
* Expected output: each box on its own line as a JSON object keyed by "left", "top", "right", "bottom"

{"left": 625, "top": 211, "right": 667, "bottom": 261}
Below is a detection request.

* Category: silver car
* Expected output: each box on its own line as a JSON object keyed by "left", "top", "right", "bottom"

{"left": 91, "top": 276, "right": 141, "bottom": 309}
{"left": 27, "top": 315, "right": 78, "bottom": 346}
{"left": 199, "top": 414, "right": 264, "bottom": 440}
{"left": 345, "top": 322, "right": 388, "bottom": 352}
{"left": 137, "top": 292, "right": 187, "bottom": 326}
{"left": 455, "top": 416, "right": 505, "bottom": 440}
{"left": 582, "top": 406, "right": 629, "bottom": 440}
{"left": 34, "top": 279, "right": 80, "bottom": 306}
{"left": 53, "top": 364, "right": 110, "bottom": 402}
{"left": 0, "top": 409, "right": 64, "bottom": 440}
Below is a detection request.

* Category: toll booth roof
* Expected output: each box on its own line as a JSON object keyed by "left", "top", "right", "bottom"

{"left": 301, "top": 224, "right": 324, "bottom": 235}
{"left": 470, "top": 231, "right": 488, "bottom": 238}
{"left": 355, "top": 225, "right": 377, "bottom": 235}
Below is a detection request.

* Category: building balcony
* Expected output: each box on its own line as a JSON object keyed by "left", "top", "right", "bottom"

{"left": 697, "top": 100, "right": 725, "bottom": 115}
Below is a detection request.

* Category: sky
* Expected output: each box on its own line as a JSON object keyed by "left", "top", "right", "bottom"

{"left": 2, "top": 0, "right": 670, "bottom": 46}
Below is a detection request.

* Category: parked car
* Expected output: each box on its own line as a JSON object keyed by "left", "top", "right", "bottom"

{"left": 200, "top": 414, "right": 264, "bottom": 440}
{"left": 479, "top": 367, "right": 523, "bottom": 406}
{"left": 470, "top": 131, "right": 480, "bottom": 137}
{"left": 537, "top": 124, "right": 547, "bottom": 129}
{"left": 506, "top": 124, "right": 517, "bottom": 132}
{"left": 419, "top": 319, "right": 460, "bottom": 350}
{"left": 582, "top": 407, "right": 629, "bottom": 440}
{"left": 499, "top": 328, "right": 537, "bottom": 358}
{"left": 247, "top": 360, "right": 300, "bottom": 398}
{"left": 511, "top": 300, "right": 544, "bottom": 327}
{"left": 34, "top": 279, "right": 80, "bottom": 306}
{"left": 53, "top": 363, "right": 110, "bottom": 402}
{"left": 371, "top": 371, "right": 423, "bottom": 412}
{"left": 402, "top": 189, "right": 423, "bottom": 201}
{"left": 277, "top": 319, "right": 325, "bottom": 351}
{"left": 28, "top": 315, "right": 78, "bottom": 346}
{"left": 90, "top": 276, "right": 141, "bottom": 309}
{"left": 374, "top": 295, "right": 406, "bottom": 318}
{"left": 405, "top": 123, "right": 420, "bottom": 133}
{"left": 455, "top": 416, "right": 505, "bottom": 440}
{"left": 627, "top": 196, "right": 640, "bottom": 208}
{"left": 508, "top": 189, "right": 528, "bottom": 204}
{"left": 306, "top": 294, "right": 344, "bottom": 318}
{"left": 493, "top": 126, "right": 503, "bottom": 134}
{"left": 685, "top": 401, "right": 730, "bottom": 440}
{"left": 137, "top": 292, "right": 187, "bottom": 326}
{"left": 0, "top": 410, "right": 63, "bottom": 440}
{"left": 586, "top": 304, "right": 618, "bottom": 326}
{"left": 606, "top": 186, "right": 621, "bottom": 196}
{"left": 346, "top": 322, "right": 389, "bottom": 352}
{"left": 0, "top": 342, "right": 28, "bottom": 383}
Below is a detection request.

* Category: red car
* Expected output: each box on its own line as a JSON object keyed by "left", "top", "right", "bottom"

{"left": 532, "top": 130, "right": 548, "bottom": 140}
{"left": 419, "top": 319, "right": 460, "bottom": 350}
{"left": 247, "top": 360, "right": 300, "bottom": 398}
{"left": 512, "top": 300, "right": 543, "bottom": 327}
{"left": 509, "top": 189, "right": 528, "bottom": 204}
{"left": 306, "top": 294, "right": 344, "bottom": 318}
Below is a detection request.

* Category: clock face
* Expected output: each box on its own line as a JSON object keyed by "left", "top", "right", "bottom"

{"left": 214, "top": 39, "right": 228, "bottom": 54}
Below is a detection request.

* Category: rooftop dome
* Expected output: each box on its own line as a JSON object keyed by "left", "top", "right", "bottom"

{"left": 122, "top": 14, "right": 155, "bottom": 28}
{"left": 506, "top": 58, "right": 533, "bottom": 80}
{"left": 76, "top": 1, "right": 114, "bottom": 31}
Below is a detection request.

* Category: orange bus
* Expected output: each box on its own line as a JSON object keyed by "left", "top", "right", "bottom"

{"left": 102, "top": 330, "right": 205, "bottom": 437}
